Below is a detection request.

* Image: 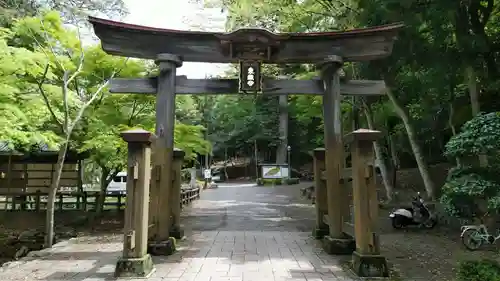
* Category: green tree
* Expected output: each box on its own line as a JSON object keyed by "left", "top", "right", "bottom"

{"left": 441, "top": 112, "right": 500, "bottom": 218}
{"left": 11, "top": 11, "right": 124, "bottom": 247}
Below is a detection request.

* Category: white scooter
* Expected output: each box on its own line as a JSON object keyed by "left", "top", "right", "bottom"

{"left": 389, "top": 192, "right": 437, "bottom": 229}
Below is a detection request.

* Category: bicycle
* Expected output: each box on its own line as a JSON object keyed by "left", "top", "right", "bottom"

{"left": 460, "top": 213, "right": 500, "bottom": 250}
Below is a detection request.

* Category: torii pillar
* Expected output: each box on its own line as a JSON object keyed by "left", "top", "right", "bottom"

{"left": 148, "top": 53, "right": 182, "bottom": 255}
{"left": 320, "top": 56, "right": 355, "bottom": 254}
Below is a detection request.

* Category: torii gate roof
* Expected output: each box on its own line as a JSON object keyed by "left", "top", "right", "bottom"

{"left": 88, "top": 16, "right": 403, "bottom": 63}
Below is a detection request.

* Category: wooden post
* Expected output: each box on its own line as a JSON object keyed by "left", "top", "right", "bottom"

{"left": 169, "top": 148, "right": 185, "bottom": 239}
{"left": 345, "top": 128, "right": 388, "bottom": 277}
{"left": 312, "top": 148, "right": 328, "bottom": 239}
{"left": 154, "top": 54, "right": 182, "bottom": 242}
{"left": 320, "top": 56, "right": 354, "bottom": 254}
{"left": 76, "top": 159, "right": 83, "bottom": 210}
{"left": 149, "top": 139, "right": 159, "bottom": 240}
{"left": 115, "top": 128, "right": 155, "bottom": 278}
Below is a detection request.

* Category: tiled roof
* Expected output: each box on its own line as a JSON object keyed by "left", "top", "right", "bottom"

{"left": 0, "top": 141, "right": 57, "bottom": 154}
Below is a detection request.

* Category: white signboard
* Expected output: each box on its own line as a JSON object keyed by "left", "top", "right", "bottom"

{"left": 261, "top": 165, "right": 289, "bottom": 179}
{"left": 280, "top": 167, "right": 289, "bottom": 178}
{"left": 204, "top": 169, "right": 212, "bottom": 179}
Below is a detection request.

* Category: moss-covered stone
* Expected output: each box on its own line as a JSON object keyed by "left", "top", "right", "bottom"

{"left": 148, "top": 237, "right": 176, "bottom": 256}
{"left": 351, "top": 251, "right": 389, "bottom": 277}
{"left": 312, "top": 227, "right": 329, "bottom": 239}
{"left": 322, "top": 235, "right": 355, "bottom": 255}
{"left": 114, "top": 254, "right": 154, "bottom": 278}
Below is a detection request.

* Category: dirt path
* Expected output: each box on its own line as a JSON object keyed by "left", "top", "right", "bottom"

{"left": 378, "top": 211, "right": 500, "bottom": 280}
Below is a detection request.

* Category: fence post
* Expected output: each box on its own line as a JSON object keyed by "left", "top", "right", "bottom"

{"left": 58, "top": 194, "right": 63, "bottom": 211}
{"left": 114, "top": 128, "right": 155, "bottom": 278}
{"left": 346, "top": 129, "right": 388, "bottom": 277}
{"left": 35, "top": 191, "right": 41, "bottom": 212}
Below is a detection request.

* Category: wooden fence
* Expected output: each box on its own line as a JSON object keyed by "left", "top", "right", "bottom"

{"left": 0, "top": 186, "right": 200, "bottom": 212}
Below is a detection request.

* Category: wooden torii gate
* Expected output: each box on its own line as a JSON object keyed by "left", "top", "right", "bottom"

{"left": 88, "top": 17, "right": 402, "bottom": 278}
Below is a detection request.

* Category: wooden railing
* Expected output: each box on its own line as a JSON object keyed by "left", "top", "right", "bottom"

{"left": 0, "top": 186, "right": 200, "bottom": 212}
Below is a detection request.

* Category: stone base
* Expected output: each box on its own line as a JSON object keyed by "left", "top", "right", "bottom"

{"left": 148, "top": 237, "right": 176, "bottom": 256}
{"left": 322, "top": 235, "right": 355, "bottom": 255}
{"left": 169, "top": 228, "right": 184, "bottom": 239}
{"left": 114, "top": 254, "right": 154, "bottom": 278}
{"left": 351, "top": 251, "right": 389, "bottom": 277}
{"left": 312, "top": 227, "right": 329, "bottom": 239}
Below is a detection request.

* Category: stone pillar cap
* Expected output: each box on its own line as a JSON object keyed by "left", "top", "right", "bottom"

{"left": 173, "top": 148, "right": 186, "bottom": 159}
{"left": 121, "top": 128, "right": 156, "bottom": 144}
{"left": 344, "top": 128, "right": 382, "bottom": 144}
{"left": 312, "top": 148, "right": 325, "bottom": 160}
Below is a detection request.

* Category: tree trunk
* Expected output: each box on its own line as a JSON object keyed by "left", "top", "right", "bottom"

{"left": 95, "top": 167, "right": 119, "bottom": 218}
{"left": 465, "top": 66, "right": 488, "bottom": 167}
{"left": 45, "top": 140, "right": 69, "bottom": 248}
{"left": 224, "top": 147, "right": 228, "bottom": 180}
{"left": 388, "top": 134, "right": 399, "bottom": 189}
{"left": 276, "top": 94, "right": 288, "bottom": 164}
{"left": 363, "top": 102, "right": 394, "bottom": 202}
{"left": 448, "top": 103, "right": 461, "bottom": 166}
{"left": 254, "top": 140, "right": 259, "bottom": 179}
{"left": 386, "top": 88, "right": 436, "bottom": 199}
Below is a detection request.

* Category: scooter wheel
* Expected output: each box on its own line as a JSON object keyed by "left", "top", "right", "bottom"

{"left": 391, "top": 217, "right": 404, "bottom": 229}
{"left": 422, "top": 218, "right": 437, "bottom": 229}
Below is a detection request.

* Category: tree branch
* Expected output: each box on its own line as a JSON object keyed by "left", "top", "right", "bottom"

{"left": 65, "top": 23, "right": 85, "bottom": 86}
{"left": 128, "top": 99, "right": 138, "bottom": 126}
{"left": 62, "top": 70, "right": 70, "bottom": 130}
{"left": 37, "top": 20, "right": 65, "bottom": 71}
{"left": 37, "top": 63, "right": 64, "bottom": 133}
{"left": 68, "top": 71, "right": 117, "bottom": 133}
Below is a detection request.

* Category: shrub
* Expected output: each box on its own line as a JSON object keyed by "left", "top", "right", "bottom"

{"left": 283, "top": 178, "right": 300, "bottom": 185}
{"left": 456, "top": 259, "right": 500, "bottom": 281}
{"left": 256, "top": 178, "right": 283, "bottom": 185}
{"left": 440, "top": 112, "right": 500, "bottom": 219}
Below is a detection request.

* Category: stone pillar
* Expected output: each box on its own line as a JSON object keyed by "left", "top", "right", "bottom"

{"left": 169, "top": 148, "right": 185, "bottom": 239}
{"left": 320, "top": 55, "right": 354, "bottom": 254}
{"left": 346, "top": 129, "right": 388, "bottom": 277}
{"left": 312, "top": 148, "right": 329, "bottom": 239}
{"left": 153, "top": 54, "right": 182, "bottom": 250}
{"left": 115, "top": 129, "right": 154, "bottom": 278}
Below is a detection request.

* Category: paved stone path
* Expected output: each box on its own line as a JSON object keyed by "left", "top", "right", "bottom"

{"left": 0, "top": 183, "right": 359, "bottom": 281}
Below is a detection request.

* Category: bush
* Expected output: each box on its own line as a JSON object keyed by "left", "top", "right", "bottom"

{"left": 440, "top": 112, "right": 500, "bottom": 219}
{"left": 256, "top": 178, "right": 283, "bottom": 186}
{"left": 283, "top": 178, "right": 300, "bottom": 185}
{"left": 456, "top": 259, "right": 500, "bottom": 281}
{"left": 440, "top": 172, "right": 500, "bottom": 218}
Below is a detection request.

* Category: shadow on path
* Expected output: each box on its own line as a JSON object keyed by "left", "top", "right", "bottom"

{"left": 0, "top": 182, "right": 360, "bottom": 281}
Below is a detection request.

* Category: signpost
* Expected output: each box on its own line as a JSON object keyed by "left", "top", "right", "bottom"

{"left": 203, "top": 168, "right": 211, "bottom": 189}
{"left": 261, "top": 164, "right": 289, "bottom": 179}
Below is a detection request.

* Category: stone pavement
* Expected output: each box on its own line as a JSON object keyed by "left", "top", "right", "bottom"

{"left": 0, "top": 182, "right": 359, "bottom": 281}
